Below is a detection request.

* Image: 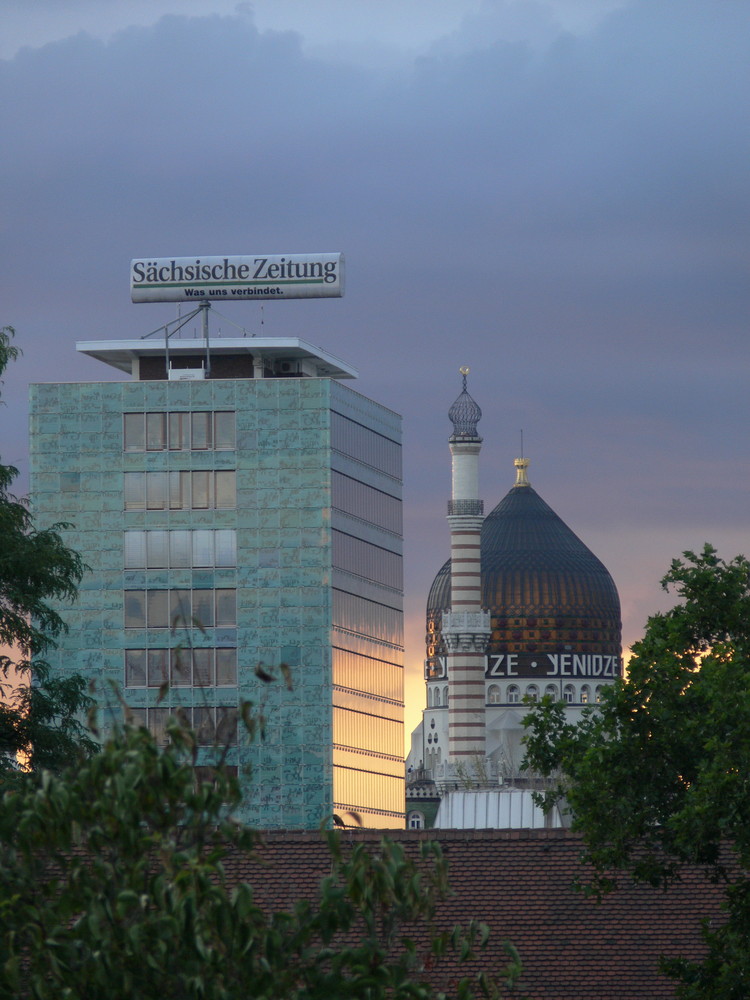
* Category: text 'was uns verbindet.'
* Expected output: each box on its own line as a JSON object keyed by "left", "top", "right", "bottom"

{"left": 130, "top": 254, "right": 345, "bottom": 303}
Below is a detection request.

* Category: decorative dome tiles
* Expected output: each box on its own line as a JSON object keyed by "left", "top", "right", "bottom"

{"left": 427, "top": 481, "right": 621, "bottom": 659}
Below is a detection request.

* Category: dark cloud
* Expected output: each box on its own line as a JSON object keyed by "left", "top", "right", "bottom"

{"left": 1, "top": 2, "right": 749, "bottom": 719}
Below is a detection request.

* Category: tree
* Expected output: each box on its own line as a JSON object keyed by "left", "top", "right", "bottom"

{"left": 523, "top": 544, "right": 750, "bottom": 998}
{"left": 0, "top": 718, "right": 523, "bottom": 999}
{"left": 0, "top": 326, "right": 97, "bottom": 776}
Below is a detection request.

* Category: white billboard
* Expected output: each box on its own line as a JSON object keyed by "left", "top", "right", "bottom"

{"left": 131, "top": 253, "right": 344, "bottom": 303}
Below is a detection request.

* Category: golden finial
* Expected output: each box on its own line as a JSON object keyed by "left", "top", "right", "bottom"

{"left": 514, "top": 457, "right": 530, "bottom": 486}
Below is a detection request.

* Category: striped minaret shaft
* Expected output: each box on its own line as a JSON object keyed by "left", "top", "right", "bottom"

{"left": 443, "top": 369, "right": 491, "bottom": 762}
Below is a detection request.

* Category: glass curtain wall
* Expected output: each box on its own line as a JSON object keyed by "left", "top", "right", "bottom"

{"left": 330, "top": 408, "right": 404, "bottom": 827}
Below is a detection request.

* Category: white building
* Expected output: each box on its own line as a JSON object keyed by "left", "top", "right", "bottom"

{"left": 406, "top": 373, "right": 621, "bottom": 828}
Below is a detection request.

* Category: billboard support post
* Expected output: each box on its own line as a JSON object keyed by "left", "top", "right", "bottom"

{"left": 200, "top": 302, "right": 211, "bottom": 376}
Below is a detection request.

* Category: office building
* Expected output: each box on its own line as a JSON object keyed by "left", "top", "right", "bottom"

{"left": 30, "top": 334, "right": 404, "bottom": 829}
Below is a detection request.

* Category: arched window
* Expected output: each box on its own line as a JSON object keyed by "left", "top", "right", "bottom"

{"left": 563, "top": 684, "right": 575, "bottom": 704}
{"left": 507, "top": 684, "right": 520, "bottom": 704}
{"left": 407, "top": 811, "right": 425, "bottom": 830}
{"left": 545, "top": 684, "right": 558, "bottom": 699}
{"left": 595, "top": 685, "right": 603, "bottom": 703}
{"left": 581, "top": 685, "right": 590, "bottom": 705}
{"left": 434, "top": 687, "right": 441, "bottom": 707}
{"left": 525, "top": 684, "right": 539, "bottom": 703}
{"left": 487, "top": 684, "right": 501, "bottom": 704}
{"left": 443, "top": 685, "right": 449, "bottom": 705}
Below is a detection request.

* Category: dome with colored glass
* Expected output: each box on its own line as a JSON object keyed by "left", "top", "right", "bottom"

{"left": 426, "top": 459, "right": 621, "bottom": 671}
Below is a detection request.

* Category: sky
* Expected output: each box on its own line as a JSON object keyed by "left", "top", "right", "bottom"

{"left": 2, "top": 0, "right": 749, "bottom": 740}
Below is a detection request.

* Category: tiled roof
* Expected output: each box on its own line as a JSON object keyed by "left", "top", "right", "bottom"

{"left": 227, "top": 828, "right": 725, "bottom": 1000}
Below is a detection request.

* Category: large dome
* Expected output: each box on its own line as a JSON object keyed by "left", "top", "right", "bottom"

{"left": 427, "top": 469, "right": 621, "bottom": 677}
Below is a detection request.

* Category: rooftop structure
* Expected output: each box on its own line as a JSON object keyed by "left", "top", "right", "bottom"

{"left": 76, "top": 336, "right": 357, "bottom": 381}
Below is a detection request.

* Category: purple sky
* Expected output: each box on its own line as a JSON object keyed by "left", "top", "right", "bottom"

{"left": 2, "top": 1, "right": 749, "bottom": 737}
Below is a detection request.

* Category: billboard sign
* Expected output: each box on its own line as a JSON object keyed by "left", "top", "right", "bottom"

{"left": 131, "top": 253, "right": 344, "bottom": 303}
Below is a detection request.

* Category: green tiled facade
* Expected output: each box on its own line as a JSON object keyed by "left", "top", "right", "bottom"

{"left": 30, "top": 369, "right": 404, "bottom": 829}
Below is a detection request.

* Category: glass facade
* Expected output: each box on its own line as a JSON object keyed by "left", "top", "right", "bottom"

{"left": 331, "top": 471, "right": 402, "bottom": 534}
{"left": 330, "top": 412, "right": 401, "bottom": 477}
{"left": 29, "top": 371, "right": 403, "bottom": 830}
{"left": 330, "top": 402, "right": 404, "bottom": 828}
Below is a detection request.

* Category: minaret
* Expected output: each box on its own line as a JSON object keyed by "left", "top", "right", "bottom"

{"left": 443, "top": 368, "right": 491, "bottom": 767}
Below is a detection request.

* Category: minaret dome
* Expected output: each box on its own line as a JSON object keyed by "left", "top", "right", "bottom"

{"left": 448, "top": 367, "right": 482, "bottom": 442}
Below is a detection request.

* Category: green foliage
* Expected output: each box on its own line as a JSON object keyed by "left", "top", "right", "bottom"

{"left": 0, "top": 326, "right": 96, "bottom": 776}
{"left": 523, "top": 544, "right": 750, "bottom": 996}
{"left": 0, "top": 720, "right": 523, "bottom": 999}
{"left": 0, "top": 661, "right": 97, "bottom": 776}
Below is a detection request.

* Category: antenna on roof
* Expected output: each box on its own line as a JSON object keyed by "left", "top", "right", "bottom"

{"left": 520, "top": 429, "right": 524, "bottom": 458}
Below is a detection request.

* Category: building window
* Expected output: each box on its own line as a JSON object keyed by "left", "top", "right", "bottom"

{"left": 332, "top": 530, "right": 402, "bottom": 590}
{"left": 124, "top": 589, "right": 236, "bottom": 629}
{"left": 332, "top": 590, "right": 402, "bottom": 646}
{"left": 332, "top": 648, "right": 403, "bottom": 704}
{"left": 507, "top": 684, "right": 520, "bottom": 704}
{"left": 434, "top": 687, "right": 441, "bottom": 707}
{"left": 407, "top": 811, "right": 425, "bottom": 830}
{"left": 191, "top": 412, "right": 211, "bottom": 450}
{"left": 581, "top": 685, "right": 590, "bottom": 705}
{"left": 595, "top": 685, "right": 604, "bottom": 703}
{"left": 545, "top": 684, "right": 558, "bottom": 699}
{"left": 442, "top": 685, "right": 448, "bottom": 705}
{"left": 123, "top": 413, "right": 145, "bottom": 451}
{"left": 525, "top": 685, "right": 539, "bottom": 703}
{"left": 129, "top": 705, "right": 238, "bottom": 745}
{"left": 331, "top": 471, "right": 402, "bottom": 535}
{"left": 124, "top": 529, "right": 236, "bottom": 569}
{"left": 168, "top": 413, "right": 190, "bottom": 451}
{"left": 563, "top": 684, "right": 575, "bottom": 704}
{"left": 123, "top": 470, "right": 236, "bottom": 511}
{"left": 214, "top": 411, "right": 235, "bottom": 450}
{"left": 487, "top": 684, "right": 501, "bottom": 704}
{"left": 124, "top": 411, "right": 235, "bottom": 452}
{"left": 146, "top": 413, "right": 167, "bottom": 451}
{"left": 125, "top": 647, "right": 237, "bottom": 688}
{"left": 330, "top": 412, "right": 401, "bottom": 479}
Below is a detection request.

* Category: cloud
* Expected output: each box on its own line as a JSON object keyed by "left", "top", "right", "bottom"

{"left": 1, "top": 1, "right": 749, "bottom": 705}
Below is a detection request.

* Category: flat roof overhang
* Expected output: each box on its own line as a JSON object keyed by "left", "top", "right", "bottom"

{"left": 75, "top": 337, "right": 358, "bottom": 379}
